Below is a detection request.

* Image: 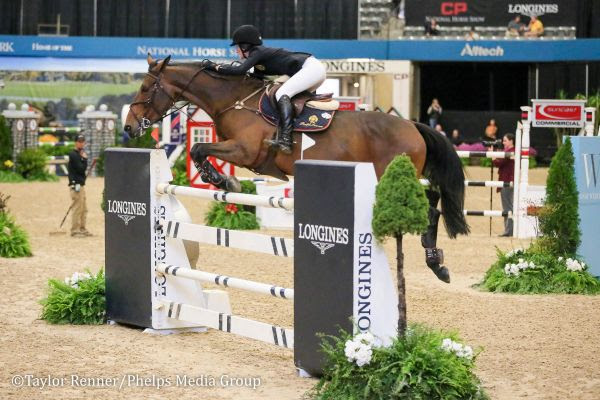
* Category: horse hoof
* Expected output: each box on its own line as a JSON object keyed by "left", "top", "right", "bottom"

{"left": 427, "top": 262, "right": 451, "bottom": 283}
{"left": 225, "top": 176, "right": 242, "bottom": 193}
{"left": 433, "top": 265, "right": 451, "bottom": 283}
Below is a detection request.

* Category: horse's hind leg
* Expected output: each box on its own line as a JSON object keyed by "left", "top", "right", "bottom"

{"left": 421, "top": 189, "right": 451, "bottom": 283}
{"left": 190, "top": 143, "right": 241, "bottom": 192}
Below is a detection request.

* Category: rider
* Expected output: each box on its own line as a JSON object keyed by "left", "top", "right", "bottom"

{"left": 207, "top": 25, "right": 326, "bottom": 154}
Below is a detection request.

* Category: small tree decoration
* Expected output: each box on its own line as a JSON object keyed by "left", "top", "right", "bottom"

{"left": 536, "top": 137, "right": 580, "bottom": 256}
{"left": 372, "top": 155, "right": 429, "bottom": 335}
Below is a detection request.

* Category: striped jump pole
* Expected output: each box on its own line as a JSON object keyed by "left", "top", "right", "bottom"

{"left": 38, "top": 127, "right": 81, "bottom": 134}
{"left": 157, "top": 263, "right": 294, "bottom": 299}
{"left": 159, "top": 219, "right": 293, "bottom": 257}
{"left": 464, "top": 210, "right": 510, "bottom": 217}
{"left": 420, "top": 179, "right": 512, "bottom": 188}
{"left": 156, "top": 183, "right": 294, "bottom": 211}
{"left": 456, "top": 150, "right": 514, "bottom": 159}
{"left": 159, "top": 300, "right": 293, "bottom": 348}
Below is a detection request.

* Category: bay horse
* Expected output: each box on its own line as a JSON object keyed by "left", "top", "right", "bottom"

{"left": 124, "top": 54, "right": 470, "bottom": 282}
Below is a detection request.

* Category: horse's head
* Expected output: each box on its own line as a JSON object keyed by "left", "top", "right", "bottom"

{"left": 124, "top": 54, "right": 175, "bottom": 138}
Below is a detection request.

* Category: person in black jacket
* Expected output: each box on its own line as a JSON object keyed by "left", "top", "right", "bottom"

{"left": 67, "top": 134, "right": 91, "bottom": 237}
{"left": 206, "top": 25, "right": 326, "bottom": 154}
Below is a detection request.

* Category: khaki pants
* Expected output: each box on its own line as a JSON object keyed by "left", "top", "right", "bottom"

{"left": 70, "top": 186, "right": 88, "bottom": 234}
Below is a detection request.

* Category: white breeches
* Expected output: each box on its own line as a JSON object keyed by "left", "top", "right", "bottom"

{"left": 275, "top": 56, "right": 326, "bottom": 101}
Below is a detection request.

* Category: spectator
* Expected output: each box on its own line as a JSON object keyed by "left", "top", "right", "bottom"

{"left": 424, "top": 18, "right": 440, "bottom": 36}
{"left": 427, "top": 98, "right": 442, "bottom": 128}
{"left": 506, "top": 15, "right": 525, "bottom": 37}
{"left": 483, "top": 118, "right": 498, "bottom": 141}
{"left": 434, "top": 123, "right": 446, "bottom": 136}
{"left": 493, "top": 133, "right": 515, "bottom": 237}
{"left": 67, "top": 134, "right": 92, "bottom": 237}
{"left": 524, "top": 15, "right": 544, "bottom": 37}
{"left": 450, "top": 129, "right": 465, "bottom": 147}
{"left": 465, "top": 27, "right": 480, "bottom": 41}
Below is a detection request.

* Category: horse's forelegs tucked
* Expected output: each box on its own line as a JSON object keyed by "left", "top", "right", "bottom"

{"left": 190, "top": 142, "right": 242, "bottom": 192}
{"left": 421, "top": 189, "right": 450, "bottom": 283}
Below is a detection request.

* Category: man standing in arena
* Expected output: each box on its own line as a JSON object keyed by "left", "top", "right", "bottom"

{"left": 67, "top": 134, "right": 92, "bottom": 237}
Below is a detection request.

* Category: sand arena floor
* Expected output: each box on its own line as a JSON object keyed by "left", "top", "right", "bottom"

{"left": 1, "top": 165, "right": 599, "bottom": 400}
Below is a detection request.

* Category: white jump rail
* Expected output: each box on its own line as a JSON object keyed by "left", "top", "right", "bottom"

{"left": 156, "top": 263, "right": 294, "bottom": 299}
{"left": 456, "top": 150, "right": 514, "bottom": 159}
{"left": 158, "top": 219, "right": 293, "bottom": 257}
{"left": 420, "top": 179, "right": 512, "bottom": 188}
{"left": 156, "top": 183, "right": 294, "bottom": 211}
{"left": 158, "top": 299, "right": 293, "bottom": 348}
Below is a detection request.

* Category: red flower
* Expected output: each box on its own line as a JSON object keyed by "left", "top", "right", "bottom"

{"left": 225, "top": 204, "right": 238, "bottom": 214}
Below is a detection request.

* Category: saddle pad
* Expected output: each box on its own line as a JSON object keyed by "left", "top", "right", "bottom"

{"left": 259, "top": 93, "right": 335, "bottom": 132}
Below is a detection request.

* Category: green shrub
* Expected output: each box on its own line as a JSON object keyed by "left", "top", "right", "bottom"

{"left": 40, "top": 269, "right": 106, "bottom": 325}
{"left": 205, "top": 180, "right": 259, "bottom": 230}
{"left": 312, "top": 324, "right": 487, "bottom": 400}
{"left": 0, "top": 116, "right": 12, "bottom": 165}
{"left": 0, "top": 170, "right": 25, "bottom": 182}
{"left": 480, "top": 248, "right": 600, "bottom": 295}
{"left": 0, "top": 211, "right": 32, "bottom": 258}
{"left": 14, "top": 148, "right": 58, "bottom": 181}
{"left": 38, "top": 144, "right": 74, "bottom": 157}
{"left": 536, "top": 137, "right": 579, "bottom": 256}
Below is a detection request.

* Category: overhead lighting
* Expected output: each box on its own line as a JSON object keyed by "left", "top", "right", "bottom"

{"left": 353, "top": 82, "right": 360, "bottom": 88}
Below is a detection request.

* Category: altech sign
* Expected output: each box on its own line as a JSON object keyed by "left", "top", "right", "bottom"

{"left": 532, "top": 99, "right": 586, "bottom": 128}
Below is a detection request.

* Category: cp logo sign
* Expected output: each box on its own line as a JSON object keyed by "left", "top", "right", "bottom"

{"left": 441, "top": 2, "right": 468, "bottom": 15}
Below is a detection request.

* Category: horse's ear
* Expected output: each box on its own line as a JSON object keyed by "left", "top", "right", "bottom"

{"left": 159, "top": 56, "right": 171, "bottom": 72}
{"left": 147, "top": 53, "right": 156, "bottom": 67}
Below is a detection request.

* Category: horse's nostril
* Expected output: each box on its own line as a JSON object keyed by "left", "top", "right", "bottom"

{"left": 124, "top": 125, "right": 131, "bottom": 132}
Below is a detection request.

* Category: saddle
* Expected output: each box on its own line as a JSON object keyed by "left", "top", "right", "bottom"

{"left": 258, "top": 80, "right": 339, "bottom": 132}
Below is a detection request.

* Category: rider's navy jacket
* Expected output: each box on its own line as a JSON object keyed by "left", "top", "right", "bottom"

{"left": 217, "top": 45, "right": 312, "bottom": 77}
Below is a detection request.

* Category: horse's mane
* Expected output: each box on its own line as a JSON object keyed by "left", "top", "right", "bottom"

{"left": 169, "top": 61, "right": 266, "bottom": 89}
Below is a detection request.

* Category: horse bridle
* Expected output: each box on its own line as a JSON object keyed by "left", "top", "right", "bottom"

{"left": 128, "top": 65, "right": 206, "bottom": 135}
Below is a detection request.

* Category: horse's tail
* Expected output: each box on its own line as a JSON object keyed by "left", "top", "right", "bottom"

{"left": 414, "top": 122, "right": 470, "bottom": 238}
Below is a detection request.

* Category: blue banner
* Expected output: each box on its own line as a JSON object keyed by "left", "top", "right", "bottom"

{"left": 571, "top": 137, "right": 600, "bottom": 277}
{"left": 0, "top": 35, "right": 599, "bottom": 62}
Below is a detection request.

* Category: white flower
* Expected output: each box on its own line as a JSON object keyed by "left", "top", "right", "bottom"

{"left": 441, "top": 338, "right": 474, "bottom": 360}
{"left": 558, "top": 257, "right": 563, "bottom": 262}
{"left": 65, "top": 271, "right": 92, "bottom": 288}
{"left": 565, "top": 258, "right": 585, "bottom": 272}
{"left": 344, "top": 340, "right": 360, "bottom": 361}
{"left": 355, "top": 332, "right": 376, "bottom": 347}
{"left": 506, "top": 248, "right": 524, "bottom": 258}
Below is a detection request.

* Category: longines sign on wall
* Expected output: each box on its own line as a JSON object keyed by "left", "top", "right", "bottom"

{"left": 405, "top": 0, "right": 576, "bottom": 27}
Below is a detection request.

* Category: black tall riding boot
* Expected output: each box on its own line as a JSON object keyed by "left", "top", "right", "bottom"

{"left": 266, "top": 95, "right": 294, "bottom": 154}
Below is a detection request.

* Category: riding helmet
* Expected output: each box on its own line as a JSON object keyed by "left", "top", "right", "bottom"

{"left": 230, "top": 25, "right": 263, "bottom": 47}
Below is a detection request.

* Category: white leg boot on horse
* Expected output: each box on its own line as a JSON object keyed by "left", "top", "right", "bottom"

{"left": 265, "top": 95, "right": 294, "bottom": 154}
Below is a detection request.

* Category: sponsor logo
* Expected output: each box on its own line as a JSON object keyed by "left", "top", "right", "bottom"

{"left": 460, "top": 44, "right": 504, "bottom": 57}
{"left": 137, "top": 46, "right": 191, "bottom": 57}
{"left": 308, "top": 115, "right": 318, "bottom": 124}
{"left": 508, "top": 3, "right": 559, "bottom": 17}
{"left": 441, "top": 2, "right": 467, "bottom": 16}
{"left": 582, "top": 154, "right": 600, "bottom": 189}
{"left": 324, "top": 61, "right": 386, "bottom": 74}
{"left": 0, "top": 42, "right": 14, "bottom": 52}
{"left": 107, "top": 199, "right": 147, "bottom": 225}
{"left": 321, "top": 112, "right": 332, "bottom": 120}
{"left": 535, "top": 105, "right": 582, "bottom": 120}
{"left": 356, "top": 233, "right": 373, "bottom": 330}
{"left": 31, "top": 42, "right": 73, "bottom": 52}
{"left": 298, "top": 223, "right": 349, "bottom": 254}
{"left": 533, "top": 103, "right": 584, "bottom": 127}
